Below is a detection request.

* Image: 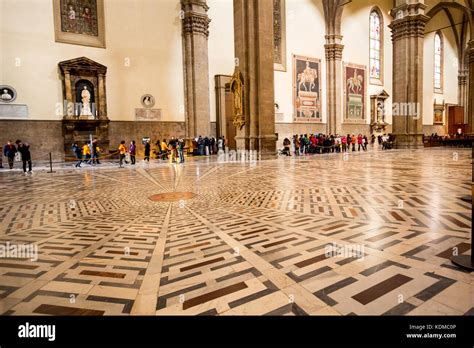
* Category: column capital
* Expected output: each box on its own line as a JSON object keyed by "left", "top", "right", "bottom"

{"left": 324, "top": 43, "right": 344, "bottom": 60}
{"left": 182, "top": 13, "right": 211, "bottom": 37}
{"left": 389, "top": 14, "right": 429, "bottom": 41}
{"left": 458, "top": 68, "right": 469, "bottom": 86}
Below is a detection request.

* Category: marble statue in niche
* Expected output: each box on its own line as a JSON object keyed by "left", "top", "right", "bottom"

{"left": 81, "top": 86, "right": 92, "bottom": 116}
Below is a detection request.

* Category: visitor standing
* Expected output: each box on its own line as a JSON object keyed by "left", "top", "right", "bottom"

{"left": 3, "top": 140, "right": 17, "bottom": 169}
{"left": 144, "top": 140, "right": 151, "bottom": 162}
{"left": 82, "top": 143, "right": 90, "bottom": 164}
{"left": 129, "top": 140, "right": 136, "bottom": 165}
{"left": 178, "top": 138, "right": 185, "bottom": 163}
{"left": 72, "top": 143, "right": 82, "bottom": 168}
{"left": 118, "top": 141, "right": 127, "bottom": 167}
{"left": 16, "top": 140, "right": 32, "bottom": 175}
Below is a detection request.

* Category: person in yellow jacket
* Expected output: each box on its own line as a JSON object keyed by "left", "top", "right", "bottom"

{"left": 82, "top": 143, "right": 91, "bottom": 163}
{"left": 161, "top": 139, "right": 168, "bottom": 160}
{"left": 118, "top": 140, "right": 128, "bottom": 168}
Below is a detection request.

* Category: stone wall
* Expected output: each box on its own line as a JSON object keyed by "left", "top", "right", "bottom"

{"left": 0, "top": 120, "right": 186, "bottom": 161}
{"left": 0, "top": 120, "right": 63, "bottom": 161}
{"left": 108, "top": 121, "right": 185, "bottom": 157}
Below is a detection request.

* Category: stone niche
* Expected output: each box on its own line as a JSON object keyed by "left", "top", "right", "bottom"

{"left": 370, "top": 90, "right": 389, "bottom": 134}
{"left": 58, "top": 57, "right": 110, "bottom": 156}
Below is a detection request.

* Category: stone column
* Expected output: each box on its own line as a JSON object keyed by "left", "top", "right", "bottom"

{"left": 467, "top": 41, "right": 474, "bottom": 133}
{"left": 98, "top": 73, "right": 107, "bottom": 119}
{"left": 458, "top": 69, "right": 468, "bottom": 123}
{"left": 181, "top": 0, "right": 211, "bottom": 138}
{"left": 389, "top": 2, "right": 429, "bottom": 148}
{"left": 233, "top": 0, "right": 276, "bottom": 157}
{"left": 325, "top": 34, "right": 344, "bottom": 135}
{"left": 64, "top": 69, "right": 73, "bottom": 117}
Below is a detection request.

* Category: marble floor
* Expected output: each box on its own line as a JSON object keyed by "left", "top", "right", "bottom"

{"left": 0, "top": 147, "right": 472, "bottom": 316}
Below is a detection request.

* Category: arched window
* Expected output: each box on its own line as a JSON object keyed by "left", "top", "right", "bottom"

{"left": 434, "top": 32, "right": 443, "bottom": 92}
{"left": 369, "top": 9, "right": 383, "bottom": 83}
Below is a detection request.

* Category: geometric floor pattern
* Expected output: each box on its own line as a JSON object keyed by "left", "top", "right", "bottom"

{"left": 0, "top": 147, "right": 472, "bottom": 315}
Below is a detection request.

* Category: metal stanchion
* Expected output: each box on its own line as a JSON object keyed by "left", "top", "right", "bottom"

{"left": 451, "top": 140, "right": 474, "bottom": 271}
{"left": 47, "top": 152, "right": 55, "bottom": 173}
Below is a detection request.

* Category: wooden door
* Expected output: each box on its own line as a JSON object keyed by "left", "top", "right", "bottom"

{"left": 447, "top": 106, "right": 465, "bottom": 135}
{"left": 225, "top": 90, "right": 236, "bottom": 150}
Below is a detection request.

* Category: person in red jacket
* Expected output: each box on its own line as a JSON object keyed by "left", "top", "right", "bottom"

{"left": 357, "top": 134, "right": 363, "bottom": 151}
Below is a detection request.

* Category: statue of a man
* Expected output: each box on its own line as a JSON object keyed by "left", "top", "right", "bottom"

{"left": 81, "top": 86, "right": 92, "bottom": 116}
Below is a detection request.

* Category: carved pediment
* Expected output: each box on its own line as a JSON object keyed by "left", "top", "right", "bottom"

{"left": 371, "top": 90, "right": 390, "bottom": 100}
{"left": 59, "top": 57, "right": 107, "bottom": 74}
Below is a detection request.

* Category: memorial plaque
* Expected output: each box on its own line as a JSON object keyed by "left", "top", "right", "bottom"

{"left": 0, "top": 104, "right": 28, "bottom": 119}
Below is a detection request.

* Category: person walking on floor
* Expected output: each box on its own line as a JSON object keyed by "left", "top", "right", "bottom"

{"left": 92, "top": 138, "right": 101, "bottom": 165}
{"left": 72, "top": 143, "right": 82, "bottom": 168}
{"left": 178, "top": 138, "right": 185, "bottom": 163}
{"left": 357, "top": 134, "right": 363, "bottom": 151}
{"left": 129, "top": 140, "right": 136, "bottom": 165}
{"left": 144, "top": 140, "right": 151, "bottom": 162}
{"left": 3, "top": 140, "right": 17, "bottom": 169}
{"left": 16, "top": 140, "right": 32, "bottom": 175}
{"left": 118, "top": 141, "right": 127, "bottom": 168}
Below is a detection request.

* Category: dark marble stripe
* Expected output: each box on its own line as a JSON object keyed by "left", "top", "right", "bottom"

{"left": 228, "top": 287, "right": 276, "bottom": 309}
{"left": 86, "top": 295, "right": 134, "bottom": 314}
{"left": 261, "top": 237, "right": 297, "bottom": 249}
{"left": 33, "top": 304, "right": 104, "bottom": 316}
{"left": 79, "top": 270, "right": 126, "bottom": 279}
{"left": 360, "top": 260, "right": 410, "bottom": 277}
{"left": 365, "top": 231, "right": 398, "bottom": 242}
{"left": 0, "top": 285, "right": 18, "bottom": 299}
{"left": 401, "top": 245, "right": 430, "bottom": 258}
{"left": 197, "top": 308, "right": 218, "bottom": 316}
{"left": 215, "top": 267, "right": 262, "bottom": 283}
{"left": 287, "top": 266, "right": 332, "bottom": 282}
{"left": 24, "top": 290, "right": 78, "bottom": 302}
{"left": 382, "top": 302, "right": 416, "bottom": 315}
{"left": 313, "top": 277, "right": 358, "bottom": 306}
{"left": 376, "top": 239, "right": 402, "bottom": 251}
{"left": 180, "top": 256, "right": 225, "bottom": 272}
{"left": 160, "top": 271, "right": 202, "bottom": 286}
{"left": 156, "top": 282, "right": 207, "bottom": 310}
{"left": 414, "top": 272, "right": 456, "bottom": 301}
{"left": 441, "top": 214, "right": 470, "bottom": 228}
{"left": 178, "top": 241, "right": 211, "bottom": 251}
{"left": 99, "top": 280, "right": 142, "bottom": 289}
{"left": 294, "top": 254, "right": 327, "bottom": 268}
{"left": 182, "top": 282, "right": 248, "bottom": 310}
{"left": 0, "top": 262, "right": 38, "bottom": 269}
{"left": 464, "top": 308, "right": 474, "bottom": 316}
{"left": 436, "top": 242, "right": 471, "bottom": 259}
{"left": 352, "top": 274, "right": 413, "bottom": 305}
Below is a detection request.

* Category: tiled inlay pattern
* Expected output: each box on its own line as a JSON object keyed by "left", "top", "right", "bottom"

{"left": 0, "top": 148, "right": 472, "bottom": 316}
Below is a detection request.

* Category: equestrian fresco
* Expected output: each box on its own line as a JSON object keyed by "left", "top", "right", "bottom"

{"left": 293, "top": 55, "right": 322, "bottom": 123}
{"left": 344, "top": 62, "right": 367, "bottom": 124}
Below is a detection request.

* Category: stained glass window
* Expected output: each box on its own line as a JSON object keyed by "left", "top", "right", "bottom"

{"left": 369, "top": 10, "right": 382, "bottom": 80}
{"left": 434, "top": 32, "right": 443, "bottom": 91}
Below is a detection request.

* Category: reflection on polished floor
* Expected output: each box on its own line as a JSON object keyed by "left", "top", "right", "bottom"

{"left": 0, "top": 148, "right": 472, "bottom": 316}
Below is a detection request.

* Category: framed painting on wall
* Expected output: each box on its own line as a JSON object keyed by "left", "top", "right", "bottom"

{"left": 53, "top": 0, "right": 106, "bottom": 48}
{"left": 343, "top": 62, "right": 367, "bottom": 124}
{"left": 293, "top": 55, "right": 322, "bottom": 123}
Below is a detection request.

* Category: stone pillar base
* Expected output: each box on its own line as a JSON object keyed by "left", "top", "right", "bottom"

{"left": 393, "top": 133, "right": 424, "bottom": 149}
{"left": 235, "top": 135, "right": 277, "bottom": 159}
